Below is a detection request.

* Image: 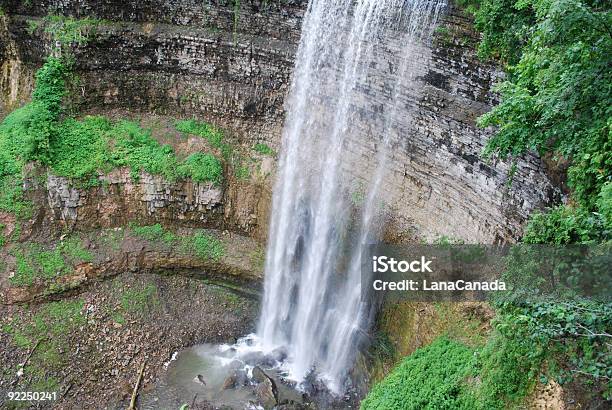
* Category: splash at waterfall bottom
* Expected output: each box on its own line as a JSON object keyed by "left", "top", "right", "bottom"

{"left": 139, "top": 335, "right": 363, "bottom": 410}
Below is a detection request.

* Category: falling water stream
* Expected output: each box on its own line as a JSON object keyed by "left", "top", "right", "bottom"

{"left": 258, "top": 0, "right": 445, "bottom": 393}
{"left": 142, "top": 1, "right": 445, "bottom": 408}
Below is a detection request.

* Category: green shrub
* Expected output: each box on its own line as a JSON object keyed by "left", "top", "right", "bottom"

{"left": 187, "top": 231, "right": 224, "bottom": 261}
{"left": 49, "top": 116, "right": 112, "bottom": 179}
{"left": 523, "top": 205, "right": 608, "bottom": 244}
{"left": 110, "top": 120, "right": 181, "bottom": 181}
{"left": 175, "top": 119, "right": 247, "bottom": 181}
{"left": 361, "top": 337, "right": 477, "bottom": 410}
{"left": 473, "top": 332, "right": 543, "bottom": 408}
{"left": 130, "top": 223, "right": 177, "bottom": 244}
{"left": 49, "top": 117, "right": 225, "bottom": 184}
{"left": 0, "top": 57, "right": 68, "bottom": 167}
{"left": 253, "top": 143, "right": 275, "bottom": 156}
{"left": 175, "top": 119, "right": 224, "bottom": 148}
{"left": 476, "top": 0, "right": 611, "bottom": 211}
{"left": 597, "top": 182, "right": 612, "bottom": 230}
{"left": 0, "top": 58, "right": 68, "bottom": 216}
{"left": 9, "top": 238, "right": 92, "bottom": 286}
{"left": 370, "top": 2, "right": 612, "bottom": 407}
{"left": 41, "top": 15, "right": 101, "bottom": 46}
{"left": 178, "top": 152, "right": 223, "bottom": 185}
{"left": 0, "top": 59, "right": 226, "bottom": 219}
{"left": 471, "top": 2, "right": 611, "bottom": 398}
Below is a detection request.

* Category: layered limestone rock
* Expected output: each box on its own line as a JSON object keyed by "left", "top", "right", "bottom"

{"left": 0, "top": 0, "right": 562, "bottom": 242}
{"left": 0, "top": 0, "right": 305, "bottom": 141}
{"left": 44, "top": 169, "right": 224, "bottom": 229}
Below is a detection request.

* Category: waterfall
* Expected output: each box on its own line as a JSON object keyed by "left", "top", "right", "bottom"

{"left": 257, "top": 0, "right": 446, "bottom": 393}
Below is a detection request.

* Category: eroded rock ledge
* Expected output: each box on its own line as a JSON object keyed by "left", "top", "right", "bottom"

{"left": 0, "top": 226, "right": 263, "bottom": 305}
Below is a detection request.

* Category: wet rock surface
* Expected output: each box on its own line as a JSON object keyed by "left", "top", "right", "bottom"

{"left": 140, "top": 338, "right": 360, "bottom": 410}
{"left": 254, "top": 371, "right": 278, "bottom": 409}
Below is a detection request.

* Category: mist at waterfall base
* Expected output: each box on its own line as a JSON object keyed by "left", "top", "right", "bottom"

{"left": 143, "top": 0, "right": 445, "bottom": 407}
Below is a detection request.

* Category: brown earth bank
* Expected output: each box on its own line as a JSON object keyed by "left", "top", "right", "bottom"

{"left": 0, "top": 271, "right": 259, "bottom": 410}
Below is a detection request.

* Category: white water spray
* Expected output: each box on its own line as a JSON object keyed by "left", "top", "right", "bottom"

{"left": 258, "top": 0, "right": 446, "bottom": 393}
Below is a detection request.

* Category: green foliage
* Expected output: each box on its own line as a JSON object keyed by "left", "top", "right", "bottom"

{"left": 48, "top": 118, "right": 224, "bottom": 184}
{"left": 32, "top": 57, "right": 69, "bottom": 115}
{"left": 597, "top": 182, "right": 612, "bottom": 229}
{"left": 178, "top": 152, "right": 223, "bottom": 185}
{"left": 120, "top": 284, "right": 159, "bottom": 314}
{"left": 0, "top": 60, "right": 226, "bottom": 219}
{"left": 495, "top": 297, "right": 611, "bottom": 379}
{"left": 0, "top": 175, "right": 32, "bottom": 218}
{"left": 4, "top": 299, "right": 84, "bottom": 396}
{"left": 523, "top": 204, "right": 609, "bottom": 244}
{"left": 187, "top": 231, "right": 225, "bottom": 261}
{"left": 234, "top": 162, "right": 250, "bottom": 180}
{"left": 476, "top": 0, "right": 611, "bottom": 212}
{"left": 490, "top": 242, "right": 612, "bottom": 395}
{"left": 60, "top": 236, "right": 94, "bottom": 263}
{"left": 472, "top": 331, "right": 543, "bottom": 407}
{"left": 49, "top": 116, "right": 112, "bottom": 179}
{"left": 175, "top": 119, "right": 224, "bottom": 148}
{"left": 473, "top": 0, "right": 535, "bottom": 65}
{"left": 175, "top": 118, "right": 252, "bottom": 181}
{"left": 50, "top": 118, "right": 224, "bottom": 184}
{"left": 111, "top": 120, "right": 181, "bottom": 181}
{"left": 129, "top": 223, "right": 224, "bottom": 261}
{"left": 361, "top": 337, "right": 477, "bottom": 410}
{"left": 470, "top": 5, "right": 612, "bottom": 400}
{"left": 130, "top": 223, "right": 177, "bottom": 244}
{"left": 0, "top": 57, "right": 67, "bottom": 169}
{"left": 455, "top": 0, "right": 481, "bottom": 16}
{"left": 0, "top": 58, "right": 68, "bottom": 217}
{"left": 9, "top": 238, "right": 92, "bottom": 286}
{"left": 253, "top": 143, "right": 275, "bottom": 156}
{"left": 41, "top": 15, "right": 101, "bottom": 46}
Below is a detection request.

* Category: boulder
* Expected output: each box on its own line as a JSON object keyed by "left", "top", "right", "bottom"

{"left": 255, "top": 377, "right": 277, "bottom": 410}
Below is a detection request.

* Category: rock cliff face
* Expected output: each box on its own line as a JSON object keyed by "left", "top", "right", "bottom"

{"left": 45, "top": 170, "right": 224, "bottom": 227}
{"left": 0, "top": 0, "right": 561, "bottom": 242}
{"left": 1, "top": 0, "right": 305, "bottom": 141}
